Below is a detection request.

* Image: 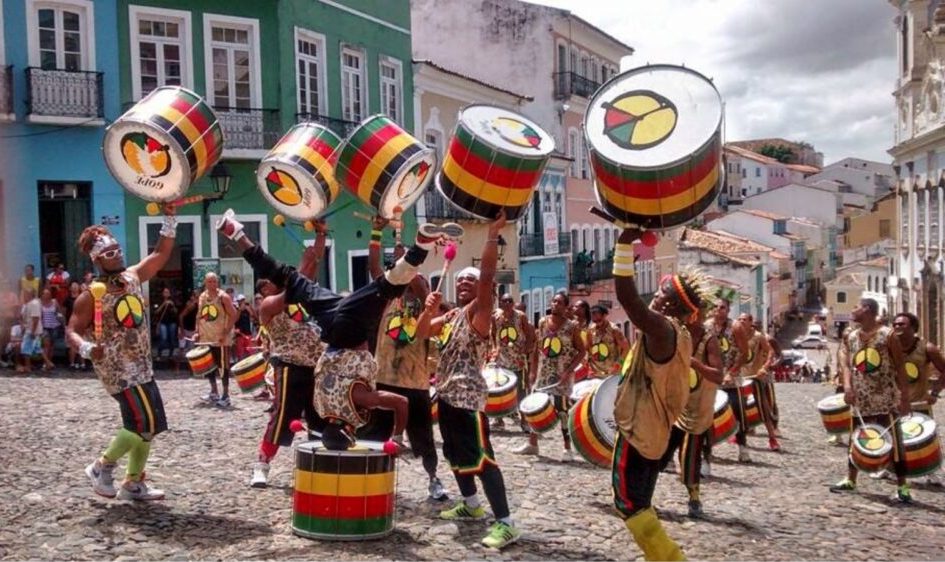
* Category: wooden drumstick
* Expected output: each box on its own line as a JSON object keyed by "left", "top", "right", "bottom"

{"left": 146, "top": 194, "right": 208, "bottom": 216}
{"left": 433, "top": 242, "right": 457, "bottom": 293}
{"left": 353, "top": 211, "right": 403, "bottom": 229}
{"left": 320, "top": 199, "right": 356, "bottom": 219}
{"left": 273, "top": 214, "right": 306, "bottom": 246}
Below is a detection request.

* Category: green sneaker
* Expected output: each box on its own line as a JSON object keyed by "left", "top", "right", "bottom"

{"left": 481, "top": 521, "right": 521, "bottom": 549}
{"left": 896, "top": 484, "right": 913, "bottom": 504}
{"left": 439, "top": 501, "right": 485, "bottom": 520}
{"left": 828, "top": 478, "right": 856, "bottom": 493}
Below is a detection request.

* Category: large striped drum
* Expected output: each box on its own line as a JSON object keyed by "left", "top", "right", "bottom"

{"left": 899, "top": 413, "right": 943, "bottom": 477}
{"left": 584, "top": 65, "right": 722, "bottom": 230}
{"left": 335, "top": 115, "right": 435, "bottom": 218}
{"left": 437, "top": 104, "right": 554, "bottom": 221}
{"left": 231, "top": 352, "right": 267, "bottom": 393}
{"left": 568, "top": 375, "right": 619, "bottom": 468}
{"left": 711, "top": 390, "right": 737, "bottom": 445}
{"left": 292, "top": 441, "right": 396, "bottom": 541}
{"left": 103, "top": 86, "right": 224, "bottom": 201}
{"left": 849, "top": 423, "right": 892, "bottom": 474}
{"left": 256, "top": 123, "right": 341, "bottom": 220}
{"left": 816, "top": 394, "right": 852, "bottom": 435}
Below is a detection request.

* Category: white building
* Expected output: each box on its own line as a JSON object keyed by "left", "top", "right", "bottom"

{"left": 805, "top": 158, "right": 895, "bottom": 203}
{"left": 740, "top": 183, "right": 843, "bottom": 228}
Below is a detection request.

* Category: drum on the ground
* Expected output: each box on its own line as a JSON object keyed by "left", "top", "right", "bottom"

{"left": 849, "top": 423, "right": 892, "bottom": 474}
{"left": 436, "top": 104, "right": 554, "bottom": 221}
{"left": 584, "top": 65, "right": 722, "bottom": 230}
{"left": 899, "top": 413, "right": 943, "bottom": 477}
{"left": 482, "top": 366, "right": 518, "bottom": 418}
{"left": 711, "top": 390, "right": 737, "bottom": 445}
{"left": 186, "top": 346, "right": 216, "bottom": 377}
{"left": 519, "top": 392, "right": 558, "bottom": 434}
{"left": 816, "top": 394, "right": 852, "bottom": 435}
{"left": 103, "top": 86, "right": 224, "bottom": 201}
{"left": 256, "top": 123, "right": 342, "bottom": 220}
{"left": 292, "top": 440, "right": 396, "bottom": 540}
{"left": 568, "top": 375, "right": 619, "bottom": 468}
{"left": 335, "top": 115, "right": 435, "bottom": 218}
{"left": 743, "top": 396, "right": 762, "bottom": 428}
{"left": 231, "top": 352, "right": 267, "bottom": 393}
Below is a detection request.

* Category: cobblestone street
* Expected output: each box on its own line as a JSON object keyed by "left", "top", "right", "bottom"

{"left": 1, "top": 371, "right": 944, "bottom": 561}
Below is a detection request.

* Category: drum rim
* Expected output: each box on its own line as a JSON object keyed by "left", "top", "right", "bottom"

{"left": 851, "top": 424, "right": 893, "bottom": 455}
{"left": 231, "top": 352, "right": 266, "bottom": 370}
{"left": 588, "top": 375, "right": 619, "bottom": 445}
{"left": 899, "top": 413, "right": 936, "bottom": 444}
{"left": 520, "top": 391, "right": 552, "bottom": 413}
{"left": 375, "top": 146, "right": 438, "bottom": 219}
{"left": 456, "top": 103, "right": 555, "bottom": 157}
{"left": 296, "top": 439, "right": 387, "bottom": 455}
{"left": 186, "top": 346, "right": 211, "bottom": 356}
{"left": 103, "top": 118, "right": 194, "bottom": 202}
{"left": 254, "top": 159, "right": 334, "bottom": 221}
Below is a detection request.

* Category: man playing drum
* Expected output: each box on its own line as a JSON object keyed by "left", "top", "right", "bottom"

{"left": 196, "top": 272, "right": 237, "bottom": 408}
{"left": 611, "top": 228, "right": 709, "bottom": 562}
{"left": 67, "top": 210, "right": 178, "bottom": 501}
{"left": 490, "top": 292, "right": 536, "bottom": 432}
{"left": 762, "top": 328, "right": 783, "bottom": 434}
{"left": 735, "top": 313, "right": 780, "bottom": 452}
{"left": 829, "top": 298, "right": 913, "bottom": 502}
{"left": 706, "top": 296, "right": 752, "bottom": 463}
{"left": 416, "top": 212, "right": 521, "bottom": 550}
{"left": 587, "top": 304, "right": 629, "bottom": 377}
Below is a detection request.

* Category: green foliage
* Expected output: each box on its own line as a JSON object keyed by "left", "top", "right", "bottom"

{"left": 758, "top": 144, "right": 797, "bottom": 163}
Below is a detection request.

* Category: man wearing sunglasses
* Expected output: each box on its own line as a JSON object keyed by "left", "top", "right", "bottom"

{"left": 491, "top": 292, "right": 535, "bottom": 433}
{"left": 67, "top": 208, "right": 178, "bottom": 501}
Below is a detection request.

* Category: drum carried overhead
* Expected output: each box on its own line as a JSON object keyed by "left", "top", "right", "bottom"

{"left": 103, "top": 86, "right": 224, "bottom": 201}
{"left": 335, "top": 115, "right": 436, "bottom": 218}
{"left": 437, "top": 104, "right": 554, "bottom": 221}
{"left": 584, "top": 65, "right": 723, "bottom": 230}
{"left": 256, "top": 123, "right": 342, "bottom": 220}
{"left": 482, "top": 365, "right": 518, "bottom": 418}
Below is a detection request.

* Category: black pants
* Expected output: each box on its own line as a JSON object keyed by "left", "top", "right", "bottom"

{"left": 723, "top": 387, "right": 748, "bottom": 446}
{"left": 658, "top": 426, "right": 703, "bottom": 490}
{"left": 358, "top": 383, "right": 438, "bottom": 477}
{"left": 612, "top": 434, "right": 662, "bottom": 518}
{"left": 264, "top": 360, "right": 325, "bottom": 446}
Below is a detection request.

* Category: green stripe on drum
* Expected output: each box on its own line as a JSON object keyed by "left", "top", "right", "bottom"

{"left": 345, "top": 117, "right": 392, "bottom": 147}
{"left": 436, "top": 173, "right": 528, "bottom": 221}
{"left": 291, "top": 513, "right": 394, "bottom": 539}
{"left": 598, "top": 182, "right": 719, "bottom": 230}
{"left": 455, "top": 125, "right": 545, "bottom": 172}
{"left": 295, "top": 451, "right": 395, "bottom": 474}
{"left": 593, "top": 137, "right": 719, "bottom": 184}
{"left": 369, "top": 143, "right": 424, "bottom": 209}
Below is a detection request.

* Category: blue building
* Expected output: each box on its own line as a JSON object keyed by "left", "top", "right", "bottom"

{"left": 0, "top": 0, "right": 124, "bottom": 282}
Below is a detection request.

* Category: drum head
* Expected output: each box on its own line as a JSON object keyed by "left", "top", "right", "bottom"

{"left": 377, "top": 148, "right": 437, "bottom": 218}
{"left": 187, "top": 346, "right": 209, "bottom": 357}
{"left": 458, "top": 105, "right": 555, "bottom": 156}
{"left": 817, "top": 394, "right": 847, "bottom": 410}
{"left": 103, "top": 118, "right": 191, "bottom": 202}
{"left": 232, "top": 352, "right": 265, "bottom": 370}
{"left": 899, "top": 413, "right": 936, "bottom": 445}
{"left": 483, "top": 366, "right": 517, "bottom": 392}
{"left": 590, "top": 375, "right": 620, "bottom": 446}
{"left": 571, "top": 379, "right": 602, "bottom": 402}
{"left": 584, "top": 65, "right": 722, "bottom": 169}
{"left": 520, "top": 392, "right": 551, "bottom": 414}
{"left": 297, "top": 439, "right": 385, "bottom": 456}
{"left": 714, "top": 389, "right": 729, "bottom": 412}
{"left": 853, "top": 424, "right": 892, "bottom": 456}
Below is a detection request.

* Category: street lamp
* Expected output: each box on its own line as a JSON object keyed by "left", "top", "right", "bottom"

{"left": 203, "top": 163, "right": 232, "bottom": 218}
{"left": 497, "top": 234, "right": 507, "bottom": 259}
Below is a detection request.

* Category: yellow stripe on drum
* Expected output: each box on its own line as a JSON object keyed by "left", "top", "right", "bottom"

{"left": 294, "top": 469, "right": 395, "bottom": 497}
{"left": 356, "top": 133, "right": 416, "bottom": 204}
{"left": 442, "top": 154, "right": 534, "bottom": 207}
{"left": 297, "top": 145, "right": 341, "bottom": 200}
{"left": 597, "top": 165, "right": 719, "bottom": 216}
{"left": 156, "top": 105, "right": 209, "bottom": 176}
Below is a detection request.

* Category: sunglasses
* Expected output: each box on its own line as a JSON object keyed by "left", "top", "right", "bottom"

{"left": 99, "top": 248, "right": 123, "bottom": 260}
{"left": 501, "top": 298, "right": 514, "bottom": 303}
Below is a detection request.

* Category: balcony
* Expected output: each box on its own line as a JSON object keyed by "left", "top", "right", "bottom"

{"left": 26, "top": 67, "right": 103, "bottom": 122}
{"left": 553, "top": 71, "right": 601, "bottom": 100}
{"left": 520, "top": 232, "right": 571, "bottom": 257}
{"left": 295, "top": 112, "right": 360, "bottom": 138}
{"left": 421, "top": 190, "right": 476, "bottom": 221}
{"left": 572, "top": 258, "right": 614, "bottom": 286}
{"left": 0, "top": 65, "right": 12, "bottom": 119}
{"left": 214, "top": 107, "right": 280, "bottom": 153}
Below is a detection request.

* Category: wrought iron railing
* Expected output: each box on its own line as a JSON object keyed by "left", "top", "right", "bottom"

{"left": 571, "top": 258, "right": 614, "bottom": 286}
{"left": 0, "top": 65, "right": 12, "bottom": 115}
{"left": 553, "top": 71, "right": 600, "bottom": 99}
{"left": 25, "top": 67, "right": 103, "bottom": 118}
{"left": 295, "top": 112, "right": 360, "bottom": 138}
{"left": 214, "top": 106, "right": 280, "bottom": 150}
{"left": 421, "top": 191, "right": 475, "bottom": 221}
{"left": 520, "top": 232, "right": 571, "bottom": 257}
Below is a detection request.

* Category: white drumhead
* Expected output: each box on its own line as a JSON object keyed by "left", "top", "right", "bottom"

{"left": 520, "top": 392, "right": 551, "bottom": 414}
{"left": 571, "top": 379, "right": 602, "bottom": 402}
{"left": 590, "top": 375, "right": 620, "bottom": 447}
{"left": 458, "top": 104, "right": 555, "bottom": 156}
{"left": 256, "top": 162, "right": 331, "bottom": 221}
{"left": 852, "top": 424, "right": 892, "bottom": 455}
{"left": 816, "top": 393, "right": 847, "bottom": 411}
{"left": 297, "top": 439, "right": 385, "bottom": 455}
{"left": 186, "top": 346, "right": 210, "bottom": 358}
{"left": 713, "top": 389, "right": 729, "bottom": 412}
{"left": 102, "top": 119, "right": 191, "bottom": 202}
{"left": 483, "top": 366, "right": 518, "bottom": 392}
{"left": 232, "top": 352, "right": 265, "bottom": 371}
{"left": 585, "top": 64, "right": 722, "bottom": 168}
{"left": 899, "top": 413, "right": 937, "bottom": 445}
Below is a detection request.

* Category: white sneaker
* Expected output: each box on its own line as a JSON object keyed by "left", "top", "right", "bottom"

{"left": 562, "top": 449, "right": 574, "bottom": 462}
{"left": 250, "top": 462, "right": 269, "bottom": 488}
{"left": 512, "top": 442, "right": 539, "bottom": 455}
{"left": 215, "top": 395, "right": 232, "bottom": 408}
{"left": 117, "top": 478, "right": 165, "bottom": 501}
{"left": 85, "top": 460, "right": 117, "bottom": 498}
{"left": 869, "top": 469, "right": 891, "bottom": 481}
{"left": 201, "top": 392, "right": 219, "bottom": 404}
{"left": 428, "top": 477, "right": 449, "bottom": 501}
{"left": 738, "top": 447, "right": 751, "bottom": 463}
{"left": 701, "top": 462, "right": 712, "bottom": 478}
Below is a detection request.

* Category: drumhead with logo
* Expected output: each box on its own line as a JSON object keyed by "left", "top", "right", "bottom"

{"left": 458, "top": 105, "right": 554, "bottom": 157}
{"left": 899, "top": 413, "right": 937, "bottom": 445}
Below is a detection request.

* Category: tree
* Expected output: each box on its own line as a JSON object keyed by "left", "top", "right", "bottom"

{"left": 758, "top": 144, "right": 797, "bottom": 163}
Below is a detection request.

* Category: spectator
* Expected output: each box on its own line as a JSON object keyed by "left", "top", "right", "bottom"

{"left": 63, "top": 282, "right": 84, "bottom": 370}
{"left": 46, "top": 263, "right": 71, "bottom": 305}
{"left": 178, "top": 290, "right": 199, "bottom": 351}
{"left": 5, "top": 322, "right": 23, "bottom": 371}
{"left": 20, "top": 288, "right": 42, "bottom": 373}
{"left": 20, "top": 264, "right": 39, "bottom": 298}
{"left": 233, "top": 294, "right": 256, "bottom": 361}
{"left": 39, "top": 287, "right": 62, "bottom": 371}
{"left": 0, "top": 280, "right": 19, "bottom": 368}
{"left": 153, "top": 287, "right": 179, "bottom": 359}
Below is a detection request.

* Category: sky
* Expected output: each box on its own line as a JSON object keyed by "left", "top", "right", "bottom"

{"left": 530, "top": 0, "right": 898, "bottom": 166}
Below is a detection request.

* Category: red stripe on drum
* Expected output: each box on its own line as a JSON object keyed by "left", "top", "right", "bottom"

{"left": 448, "top": 135, "right": 544, "bottom": 189}
{"left": 338, "top": 124, "right": 403, "bottom": 192}
{"left": 592, "top": 142, "right": 719, "bottom": 200}
{"left": 168, "top": 97, "right": 220, "bottom": 168}
{"left": 293, "top": 490, "right": 395, "bottom": 520}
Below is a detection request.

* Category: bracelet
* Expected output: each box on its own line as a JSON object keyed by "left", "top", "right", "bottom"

{"left": 371, "top": 229, "right": 383, "bottom": 241}
{"left": 612, "top": 242, "right": 635, "bottom": 277}
{"left": 79, "top": 340, "right": 95, "bottom": 360}
{"left": 487, "top": 238, "right": 499, "bottom": 243}
{"left": 159, "top": 215, "right": 178, "bottom": 238}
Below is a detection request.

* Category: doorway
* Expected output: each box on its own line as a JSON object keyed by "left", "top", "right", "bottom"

{"left": 144, "top": 219, "right": 198, "bottom": 306}
{"left": 38, "top": 182, "right": 91, "bottom": 280}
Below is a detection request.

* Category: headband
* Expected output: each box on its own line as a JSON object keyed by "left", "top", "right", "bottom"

{"left": 456, "top": 266, "right": 481, "bottom": 280}
{"left": 663, "top": 274, "right": 700, "bottom": 315}
{"left": 89, "top": 235, "right": 119, "bottom": 260}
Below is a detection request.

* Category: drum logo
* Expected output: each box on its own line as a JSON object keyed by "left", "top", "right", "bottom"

{"left": 900, "top": 418, "right": 925, "bottom": 440}
{"left": 591, "top": 343, "right": 610, "bottom": 362}
{"left": 905, "top": 361, "right": 920, "bottom": 382}
{"left": 542, "top": 336, "right": 562, "bottom": 358}
{"left": 120, "top": 132, "right": 171, "bottom": 183}
{"left": 287, "top": 303, "right": 309, "bottom": 323}
{"left": 386, "top": 312, "right": 418, "bottom": 345}
{"left": 853, "top": 347, "right": 882, "bottom": 375}
{"left": 601, "top": 90, "right": 678, "bottom": 150}
{"left": 396, "top": 160, "right": 431, "bottom": 198}
{"left": 499, "top": 326, "right": 519, "bottom": 345}
{"left": 488, "top": 117, "right": 542, "bottom": 150}
{"left": 856, "top": 427, "right": 886, "bottom": 450}
{"left": 266, "top": 168, "right": 308, "bottom": 208}
{"left": 200, "top": 304, "right": 219, "bottom": 322}
{"left": 113, "top": 294, "right": 145, "bottom": 329}
{"left": 434, "top": 322, "right": 453, "bottom": 350}
{"left": 719, "top": 336, "right": 730, "bottom": 354}
{"left": 689, "top": 367, "right": 700, "bottom": 391}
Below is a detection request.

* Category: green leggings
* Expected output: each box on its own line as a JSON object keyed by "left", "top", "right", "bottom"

{"left": 102, "top": 428, "right": 152, "bottom": 482}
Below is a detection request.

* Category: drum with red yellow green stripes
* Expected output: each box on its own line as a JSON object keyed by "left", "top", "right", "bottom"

{"left": 437, "top": 104, "right": 554, "bottom": 221}
{"left": 584, "top": 65, "right": 722, "bottom": 230}
{"left": 256, "top": 123, "right": 342, "bottom": 220}
{"left": 567, "top": 374, "right": 619, "bottom": 468}
{"left": 292, "top": 440, "right": 396, "bottom": 541}
{"left": 231, "top": 352, "right": 267, "bottom": 393}
{"left": 335, "top": 115, "right": 435, "bottom": 219}
{"left": 103, "top": 86, "right": 224, "bottom": 202}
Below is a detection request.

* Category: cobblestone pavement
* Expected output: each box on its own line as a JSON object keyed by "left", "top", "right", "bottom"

{"left": 1, "top": 371, "right": 944, "bottom": 561}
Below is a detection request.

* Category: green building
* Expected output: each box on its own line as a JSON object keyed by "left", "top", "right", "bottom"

{"left": 117, "top": 0, "right": 415, "bottom": 303}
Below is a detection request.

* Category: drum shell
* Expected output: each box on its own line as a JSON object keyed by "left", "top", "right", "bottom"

{"left": 256, "top": 123, "right": 342, "bottom": 220}
{"left": 292, "top": 441, "right": 396, "bottom": 540}
{"left": 567, "top": 375, "right": 618, "bottom": 468}
{"left": 743, "top": 396, "right": 762, "bottom": 428}
{"left": 711, "top": 391, "right": 737, "bottom": 444}
{"left": 899, "top": 413, "right": 943, "bottom": 477}
{"left": 103, "top": 86, "right": 224, "bottom": 202}
{"left": 186, "top": 346, "right": 216, "bottom": 377}
{"left": 483, "top": 366, "right": 518, "bottom": 418}
{"left": 519, "top": 392, "right": 559, "bottom": 434}
{"left": 816, "top": 394, "right": 852, "bottom": 435}
{"left": 231, "top": 352, "right": 267, "bottom": 393}
{"left": 849, "top": 424, "right": 892, "bottom": 474}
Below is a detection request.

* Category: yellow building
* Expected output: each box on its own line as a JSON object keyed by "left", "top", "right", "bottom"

{"left": 842, "top": 191, "right": 896, "bottom": 252}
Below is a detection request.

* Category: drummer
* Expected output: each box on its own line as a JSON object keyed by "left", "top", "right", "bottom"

{"left": 248, "top": 226, "right": 329, "bottom": 489}
{"left": 587, "top": 304, "right": 629, "bottom": 378}
{"left": 491, "top": 292, "right": 536, "bottom": 432}
{"left": 735, "top": 313, "right": 780, "bottom": 452}
{"left": 762, "top": 327, "right": 783, "bottom": 436}
{"left": 196, "top": 272, "right": 237, "bottom": 408}
{"left": 513, "top": 291, "right": 586, "bottom": 459}
{"left": 829, "top": 298, "right": 913, "bottom": 502}
{"left": 706, "top": 296, "right": 752, "bottom": 463}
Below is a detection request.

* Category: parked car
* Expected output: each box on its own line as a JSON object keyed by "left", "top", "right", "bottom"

{"left": 792, "top": 335, "right": 828, "bottom": 349}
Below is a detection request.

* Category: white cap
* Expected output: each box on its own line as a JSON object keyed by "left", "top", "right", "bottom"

{"left": 456, "top": 267, "right": 481, "bottom": 280}
{"left": 235, "top": 294, "right": 246, "bottom": 302}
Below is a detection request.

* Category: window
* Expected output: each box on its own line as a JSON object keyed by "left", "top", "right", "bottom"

{"left": 130, "top": 7, "right": 190, "bottom": 100}
{"left": 28, "top": 0, "right": 94, "bottom": 71}
{"left": 837, "top": 291, "right": 847, "bottom": 304}
{"left": 341, "top": 47, "right": 366, "bottom": 122}
{"left": 568, "top": 129, "right": 579, "bottom": 177}
{"left": 425, "top": 130, "right": 442, "bottom": 158}
{"left": 741, "top": 168, "right": 746, "bottom": 178}
{"left": 756, "top": 167, "right": 761, "bottom": 177}
{"left": 379, "top": 57, "right": 402, "bottom": 123}
{"left": 600, "top": 63, "right": 608, "bottom": 82}
{"left": 579, "top": 138, "right": 589, "bottom": 180}
{"left": 205, "top": 15, "right": 260, "bottom": 109}
{"left": 868, "top": 277, "right": 873, "bottom": 292}
{"left": 295, "top": 28, "right": 326, "bottom": 116}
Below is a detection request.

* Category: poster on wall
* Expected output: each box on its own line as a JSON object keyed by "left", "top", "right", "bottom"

{"left": 542, "top": 212, "right": 559, "bottom": 255}
{"left": 192, "top": 258, "right": 220, "bottom": 290}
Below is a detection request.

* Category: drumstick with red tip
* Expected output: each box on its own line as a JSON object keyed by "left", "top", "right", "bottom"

{"left": 433, "top": 242, "right": 458, "bottom": 292}
{"left": 146, "top": 195, "right": 208, "bottom": 216}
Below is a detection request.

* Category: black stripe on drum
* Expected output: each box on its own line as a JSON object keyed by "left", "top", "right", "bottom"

{"left": 151, "top": 114, "right": 199, "bottom": 178}
{"left": 369, "top": 143, "right": 424, "bottom": 209}
{"left": 295, "top": 448, "right": 395, "bottom": 474}
{"left": 286, "top": 154, "right": 318, "bottom": 177}
{"left": 602, "top": 180, "right": 720, "bottom": 230}
{"left": 436, "top": 173, "right": 526, "bottom": 221}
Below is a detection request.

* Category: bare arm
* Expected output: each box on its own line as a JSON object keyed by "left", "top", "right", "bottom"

{"left": 565, "top": 323, "right": 588, "bottom": 373}
{"left": 764, "top": 336, "right": 782, "bottom": 369}
{"left": 927, "top": 343, "right": 945, "bottom": 397}
{"left": 416, "top": 292, "right": 445, "bottom": 341}
{"left": 258, "top": 292, "right": 286, "bottom": 326}
{"left": 692, "top": 335, "right": 725, "bottom": 385}
{"left": 839, "top": 336, "right": 853, "bottom": 403}
{"left": 221, "top": 293, "right": 237, "bottom": 341}
{"left": 298, "top": 223, "right": 327, "bottom": 281}
{"left": 65, "top": 292, "right": 102, "bottom": 360}
{"left": 614, "top": 324, "right": 630, "bottom": 358}
{"left": 470, "top": 213, "right": 506, "bottom": 337}
{"left": 614, "top": 229, "right": 673, "bottom": 362}
{"left": 886, "top": 332, "right": 910, "bottom": 413}
{"left": 352, "top": 384, "right": 408, "bottom": 437}
{"left": 368, "top": 216, "right": 388, "bottom": 281}
{"left": 130, "top": 208, "right": 177, "bottom": 283}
